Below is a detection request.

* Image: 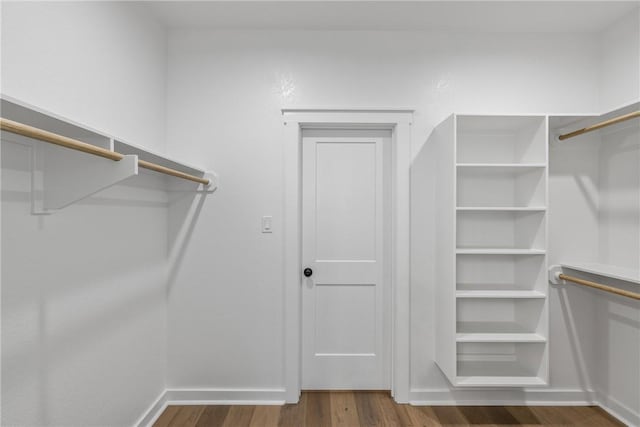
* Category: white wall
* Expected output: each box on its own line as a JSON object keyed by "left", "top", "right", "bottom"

{"left": 549, "top": 10, "right": 640, "bottom": 424}
{"left": 1, "top": 2, "right": 169, "bottom": 426}
{"left": 594, "top": 120, "right": 640, "bottom": 425}
{"left": 164, "top": 29, "right": 602, "bottom": 397}
{"left": 548, "top": 131, "right": 601, "bottom": 396}
{"left": 1, "top": 145, "right": 169, "bottom": 427}
{"left": 0, "top": 1, "right": 168, "bottom": 152}
{"left": 600, "top": 8, "right": 640, "bottom": 111}
{"left": 549, "top": 113, "right": 640, "bottom": 425}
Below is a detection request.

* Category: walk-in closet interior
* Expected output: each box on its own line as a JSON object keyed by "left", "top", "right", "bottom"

{"left": 1, "top": 1, "right": 639, "bottom": 426}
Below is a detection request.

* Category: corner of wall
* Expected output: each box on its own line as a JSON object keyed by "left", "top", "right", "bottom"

{"left": 598, "top": 7, "right": 640, "bottom": 112}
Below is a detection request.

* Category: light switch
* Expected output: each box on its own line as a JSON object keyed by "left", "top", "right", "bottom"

{"left": 262, "top": 216, "right": 273, "bottom": 233}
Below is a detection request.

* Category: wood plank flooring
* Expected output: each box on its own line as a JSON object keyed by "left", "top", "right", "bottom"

{"left": 153, "top": 391, "right": 624, "bottom": 427}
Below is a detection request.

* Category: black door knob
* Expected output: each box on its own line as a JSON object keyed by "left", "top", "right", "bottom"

{"left": 303, "top": 268, "right": 313, "bottom": 277}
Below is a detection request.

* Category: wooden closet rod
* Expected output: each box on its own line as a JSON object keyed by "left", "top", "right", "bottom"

{"left": 0, "top": 118, "right": 210, "bottom": 185}
{"left": 558, "top": 111, "right": 640, "bottom": 141}
{"left": 559, "top": 273, "right": 640, "bottom": 300}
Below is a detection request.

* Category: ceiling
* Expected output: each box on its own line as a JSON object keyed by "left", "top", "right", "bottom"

{"left": 147, "top": 1, "right": 639, "bottom": 33}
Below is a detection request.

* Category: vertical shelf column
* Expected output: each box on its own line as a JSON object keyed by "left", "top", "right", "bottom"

{"left": 454, "top": 115, "right": 549, "bottom": 387}
{"left": 430, "top": 114, "right": 549, "bottom": 387}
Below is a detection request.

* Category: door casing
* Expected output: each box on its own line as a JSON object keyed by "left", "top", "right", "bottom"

{"left": 282, "top": 109, "right": 413, "bottom": 403}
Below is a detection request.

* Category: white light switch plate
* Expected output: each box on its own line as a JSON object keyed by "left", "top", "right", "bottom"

{"left": 262, "top": 216, "right": 273, "bottom": 233}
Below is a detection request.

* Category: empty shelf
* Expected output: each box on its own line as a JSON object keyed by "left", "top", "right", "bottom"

{"left": 457, "top": 333, "right": 546, "bottom": 343}
{"left": 456, "top": 207, "right": 546, "bottom": 212}
{"left": 561, "top": 263, "right": 640, "bottom": 285}
{"left": 456, "top": 290, "right": 546, "bottom": 299}
{"left": 457, "top": 163, "right": 546, "bottom": 169}
{"left": 457, "top": 321, "right": 545, "bottom": 343}
{"left": 456, "top": 360, "right": 547, "bottom": 387}
{"left": 457, "top": 249, "right": 546, "bottom": 255}
{"left": 456, "top": 375, "right": 547, "bottom": 387}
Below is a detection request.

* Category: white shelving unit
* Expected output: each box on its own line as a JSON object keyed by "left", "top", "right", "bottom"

{"left": 427, "top": 114, "right": 549, "bottom": 387}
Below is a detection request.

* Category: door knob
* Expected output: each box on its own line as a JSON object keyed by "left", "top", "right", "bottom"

{"left": 303, "top": 268, "right": 313, "bottom": 277}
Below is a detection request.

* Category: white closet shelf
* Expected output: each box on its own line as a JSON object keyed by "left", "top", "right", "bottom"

{"left": 455, "top": 375, "right": 547, "bottom": 387}
{"left": 456, "top": 333, "right": 546, "bottom": 343}
{"left": 1, "top": 96, "right": 214, "bottom": 183}
{"left": 0, "top": 96, "right": 218, "bottom": 213}
{"left": 456, "top": 163, "right": 546, "bottom": 169}
{"left": 456, "top": 207, "right": 546, "bottom": 212}
{"left": 456, "top": 249, "right": 546, "bottom": 255}
{"left": 560, "top": 263, "right": 640, "bottom": 285}
{"left": 456, "top": 290, "right": 546, "bottom": 299}
{"left": 457, "top": 321, "right": 544, "bottom": 339}
{"left": 456, "top": 360, "right": 547, "bottom": 387}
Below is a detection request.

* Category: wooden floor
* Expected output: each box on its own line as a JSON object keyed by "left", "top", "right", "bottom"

{"left": 153, "top": 391, "right": 624, "bottom": 427}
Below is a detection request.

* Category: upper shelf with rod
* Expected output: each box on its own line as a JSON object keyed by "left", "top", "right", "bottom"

{"left": 557, "top": 110, "right": 640, "bottom": 141}
{"left": 0, "top": 96, "right": 217, "bottom": 213}
{"left": 550, "top": 101, "right": 640, "bottom": 142}
{"left": 549, "top": 265, "right": 640, "bottom": 300}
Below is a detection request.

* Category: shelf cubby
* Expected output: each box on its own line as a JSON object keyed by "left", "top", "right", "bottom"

{"left": 457, "top": 211, "right": 545, "bottom": 251}
{"left": 456, "top": 115, "right": 546, "bottom": 164}
{"left": 456, "top": 342, "right": 547, "bottom": 387}
{"left": 456, "top": 254, "right": 546, "bottom": 293}
{"left": 457, "top": 166, "right": 545, "bottom": 208}
{"left": 457, "top": 298, "right": 546, "bottom": 336}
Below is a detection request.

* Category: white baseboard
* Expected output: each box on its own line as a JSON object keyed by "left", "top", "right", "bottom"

{"left": 136, "top": 388, "right": 287, "bottom": 427}
{"left": 135, "top": 390, "right": 169, "bottom": 427}
{"left": 164, "top": 387, "right": 287, "bottom": 405}
{"left": 409, "top": 387, "right": 597, "bottom": 406}
{"left": 136, "top": 387, "right": 637, "bottom": 427}
{"left": 409, "top": 388, "right": 638, "bottom": 426}
{"left": 597, "top": 392, "right": 640, "bottom": 427}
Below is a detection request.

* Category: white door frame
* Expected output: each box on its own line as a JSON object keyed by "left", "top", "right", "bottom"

{"left": 282, "top": 108, "right": 413, "bottom": 403}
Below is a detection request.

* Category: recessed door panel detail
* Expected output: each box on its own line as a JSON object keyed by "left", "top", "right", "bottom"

{"left": 314, "top": 283, "right": 376, "bottom": 355}
{"left": 315, "top": 142, "right": 377, "bottom": 261}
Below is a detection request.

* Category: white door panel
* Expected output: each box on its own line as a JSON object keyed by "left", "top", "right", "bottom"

{"left": 314, "top": 283, "right": 377, "bottom": 355}
{"left": 315, "top": 142, "right": 377, "bottom": 260}
{"left": 302, "top": 135, "right": 388, "bottom": 390}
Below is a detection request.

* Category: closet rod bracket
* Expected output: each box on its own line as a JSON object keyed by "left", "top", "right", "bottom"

{"left": 31, "top": 144, "right": 139, "bottom": 214}
{"left": 548, "top": 265, "right": 563, "bottom": 285}
{"left": 171, "top": 171, "right": 218, "bottom": 193}
{"left": 200, "top": 172, "right": 218, "bottom": 193}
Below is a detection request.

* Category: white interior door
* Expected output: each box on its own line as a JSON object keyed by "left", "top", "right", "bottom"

{"left": 301, "top": 134, "right": 388, "bottom": 390}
